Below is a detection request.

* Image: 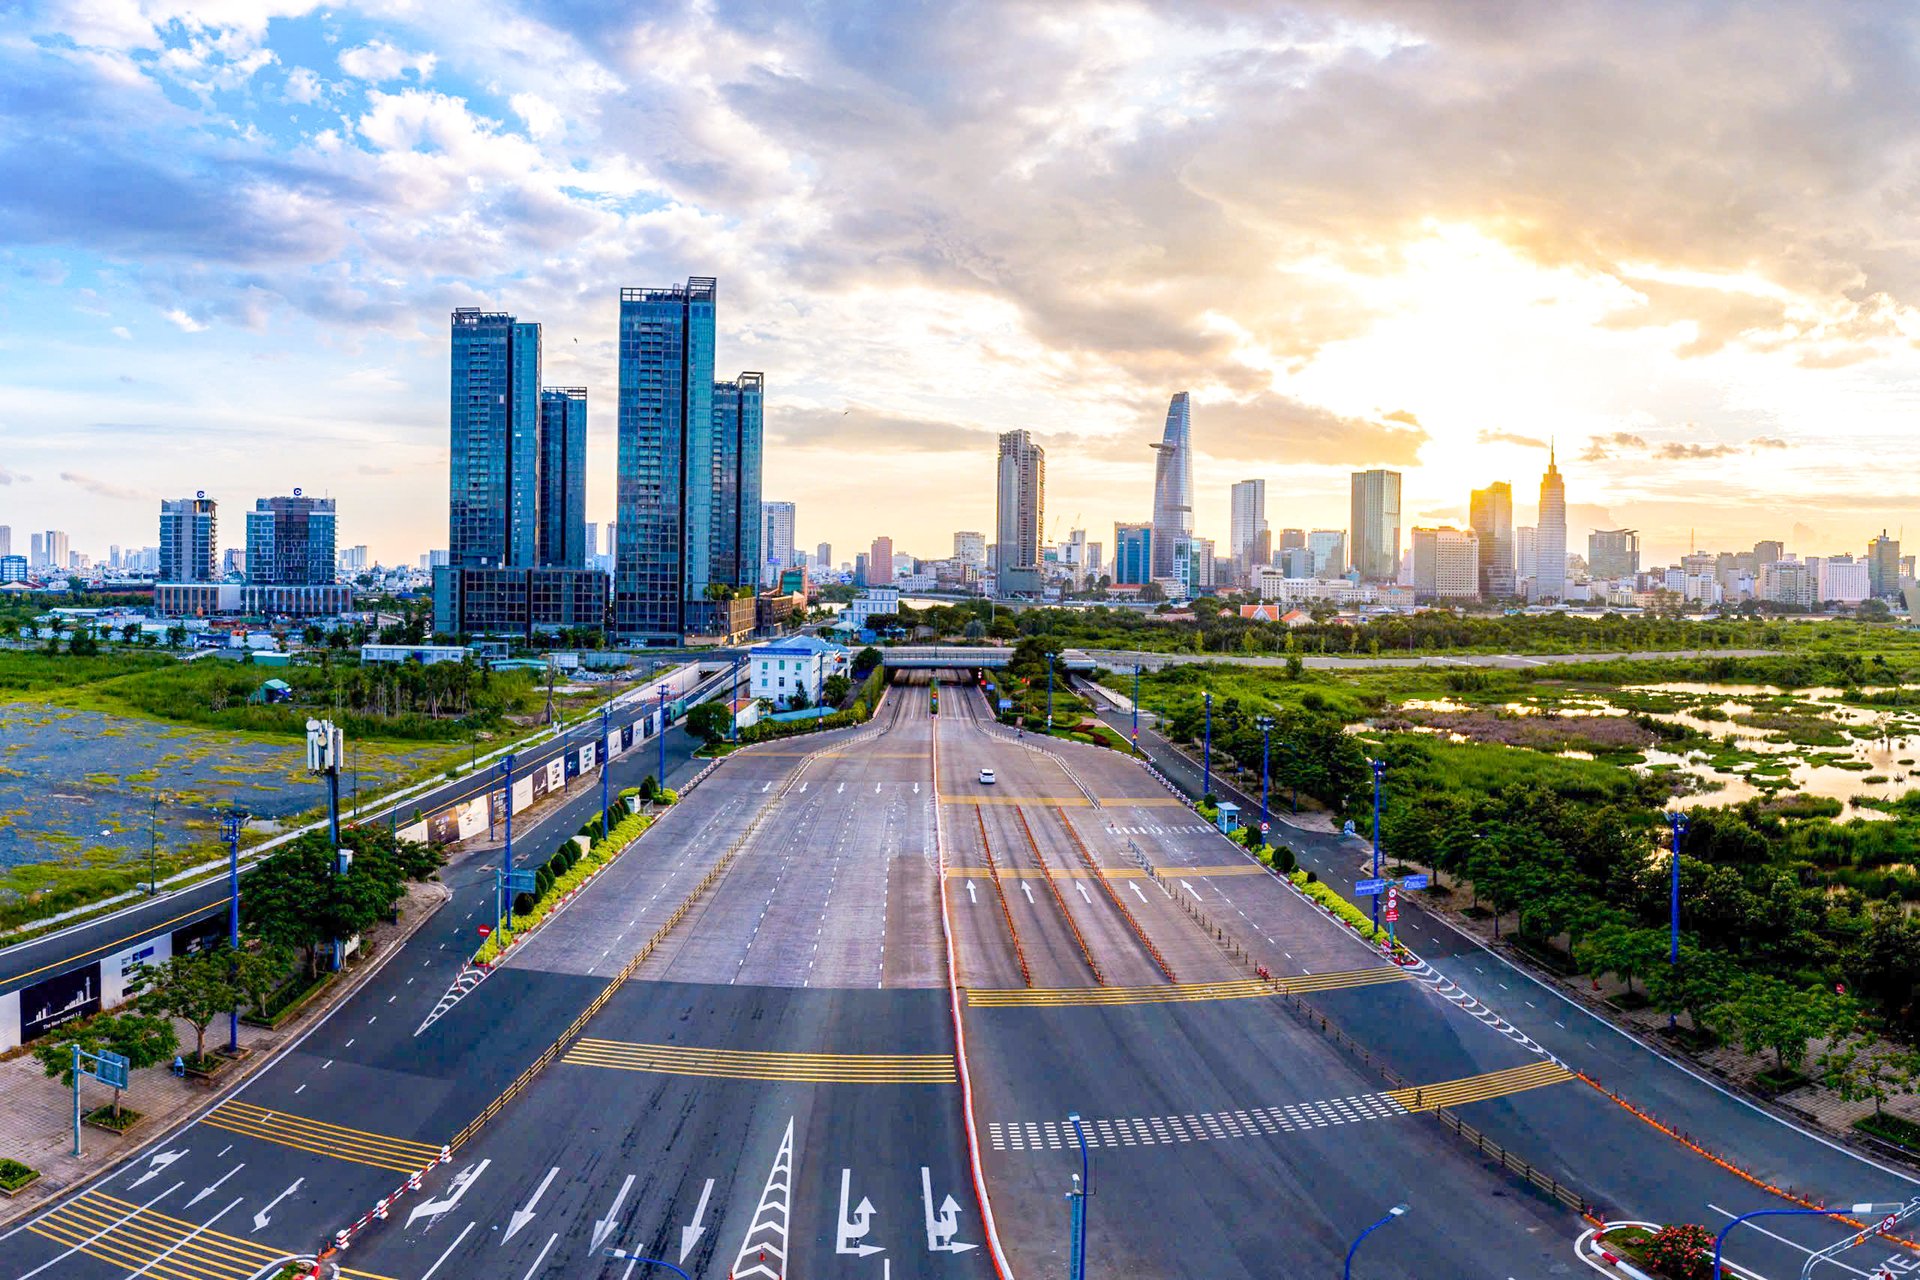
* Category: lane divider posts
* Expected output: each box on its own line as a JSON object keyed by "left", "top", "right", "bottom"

{"left": 1052, "top": 805, "right": 1176, "bottom": 983}
{"left": 1011, "top": 807, "right": 1104, "bottom": 986}
{"left": 973, "top": 810, "right": 1034, "bottom": 989}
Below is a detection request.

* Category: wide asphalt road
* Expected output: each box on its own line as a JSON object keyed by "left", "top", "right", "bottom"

{"left": 1079, "top": 679, "right": 1920, "bottom": 1279}
{"left": 0, "top": 664, "right": 725, "bottom": 1009}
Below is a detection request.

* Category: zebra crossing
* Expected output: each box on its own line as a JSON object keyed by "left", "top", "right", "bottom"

{"left": 1106, "top": 823, "right": 1212, "bottom": 836}
{"left": 988, "top": 1091, "right": 1408, "bottom": 1151}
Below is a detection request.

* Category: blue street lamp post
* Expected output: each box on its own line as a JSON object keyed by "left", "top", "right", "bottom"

{"left": 1065, "top": 1111, "right": 1090, "bottom": 1280}
{"left": 657, "top": 687, "right": 668, "bottom": 788}
{"left": 1344, "top": 1204, "right": 1408, "bottom": 1279}
{"left": 730, "top": 656, "right": 743, "bottom": 743}
{"left": 1668, "top": 809, "right": 1689, "bottom": 1029}
{"left": 1370, "top": 759, "right": 1386, "bottom": 929}
{"left": 1131, "top": 663, "right": 1141, "bottom": 753}
{"left": 499, "top": 752, "right": 516, "bottom": 924}
{"left": 599, "top": 700, "right": 612, "bottom": 833}
{"left": 1046, "top": 653, "right": 1055, "bottom": 732}
{"left": 1255, "top": 716, "right": 1274, "bottom": 834}
{"left": 221, "top": 807, "right": 248, "bottom": 1054}
{"left": 1712, "top": 1202, "right": 1901, "bottom": 1280}
{"left": 1202, "top": 691, "right": 1213, "bottom": 799}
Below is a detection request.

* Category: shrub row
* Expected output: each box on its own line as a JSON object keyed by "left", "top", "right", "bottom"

{"left": 475, "top": 808, "right": 655, "bottom": 965}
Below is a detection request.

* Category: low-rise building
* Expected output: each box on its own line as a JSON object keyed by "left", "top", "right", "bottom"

{"left": 848, "top": 586, "right": 901, "bottom": 630}
{"left": 748, "top": 635, "right": 851, "bottom": 708}
{"left": 362, "top": 643, "right": 471, "bottom": 665}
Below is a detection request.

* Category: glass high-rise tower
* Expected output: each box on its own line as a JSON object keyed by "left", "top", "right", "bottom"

{"left": 1349, "top": 469, "right": 1402, "bottom": 581}
{"left": 449, "top": 308, "right": 541, "bottom": 568}
{"left": 614, "top": 278, "right": 718, "bottom": 642}
{"left": 1468, "top": 481, "right": 1515, "bottom": 598}
{"left": 712, "top": 373, "right": 765, "bottom": 591}
{"left": 1150, "top": 392, "right": 1193, "bottom": 580}
{"left": 1534, "top": 448, "right": 1567, "bottom": 601}
{"left": 537, "top": 387, "right": 588, "bottom": 568}
{"left": 159, "top": 496, "right": 218, "bottom": 583}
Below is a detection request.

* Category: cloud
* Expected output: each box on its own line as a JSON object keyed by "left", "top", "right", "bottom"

{"left": 1478, "top": 429, "right": 1549, "bottom": 449}
{"left": 110, "top": 326, "right": 131, "bottom": 340}
{"left": 284, "top": 66, "right": 329, "bottom": 105}
{"left": 1384, "top": 410, "right": 1420, "bottom": 426}
{"left": 768, "top": 406, "right": 995, "bottom": 454}
{"left": 1190, "top": 393, "right": 1428, "bottom": 466}
{"left": 60, "top": 471, "right": 145, "bottom": 501}
{"left": 0, "top": 466, "right": 28, "bottom": 485}
{"left": 337, "top": 41, "right": 438, "bottom": 83}
{"left": 1650, "top": 437, "right": 1789, "bottom": 461}
{"left": 163, "top": 308, "right": 206, "bottom": 332}
{"left": 1581, "top": 432, "right": 1649, "bottom": 462}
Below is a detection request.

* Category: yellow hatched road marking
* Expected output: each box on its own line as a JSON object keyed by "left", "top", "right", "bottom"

{"left": 966, "top": 965, "right": 1409, "bottom": 1007}
{"left": 200, "top": 1100, "right": 443, "bottom": 1173}
{"left": 563, "top": 1039, "right": 958, "bottom": 1084}
{"left": 1388, "top": 1060, "right": 1573, "bottom": 1112}
{"left": 26, "top": 1190, "right": 367, "bottom": 1280}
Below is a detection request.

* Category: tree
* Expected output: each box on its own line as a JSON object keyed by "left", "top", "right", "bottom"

{"left": 231, "top": 943, "right": 295, "bottom": 1022}
{"left": 1575, "top": 922, "right": 1668, "bottom": 996}
{"left": 1820, "top": 1034, "right": 1920, "bottom": 1119}
{"left": 243, "top": 832, "right": 407, "bottom": 980}
{"left": 822, "top": 673, "right": 851, "bottom": 705}
{"left": 34, "top": 1012, "right": 178, "bottom": 1120}
{"left": 852, "top": 646, "right": 883, "bottom": 677}
{"left": 1710, "top": 975, "right": 1856, "bottom": 1076}
{"left": 131, "top": 946, "right": 242, "bottom": 1066}
{"left": 786, "top": 682, "right": 811, "bottom": 711}
{"left": 1646, "top": 945, "right": 1736, "bottom": 1031}
{"left": 684, "top": 700, "right": 732, "bottom": 745}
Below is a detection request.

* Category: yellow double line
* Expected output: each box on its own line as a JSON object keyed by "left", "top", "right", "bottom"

{"left": 1389, "top": 1059, "right": 1573, "bottom": 1112}
{"left": 29, "top": 1190, "right": 396, "bottom": 1280}
{"left": 200, "top": 1099, "right": 445, "bottom": 1174}
{"left": 564, "top": 1038, "right": 958, "bottom": 1084}
{"left": 966, "top": 965, "right": 1409, "bottom": 1008}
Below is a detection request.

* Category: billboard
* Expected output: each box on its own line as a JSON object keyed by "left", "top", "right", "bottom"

{"left": 21, "top": 963, "right": 101, "bottom": 1043}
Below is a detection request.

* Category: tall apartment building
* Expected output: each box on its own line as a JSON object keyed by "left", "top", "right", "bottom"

{"left": 158, "top": 496, "right": 218, "bottom": 583}
{"left": 1467, "top": 481, "right": 1514, "bottom": 598}
{"left": 712, "top": 373, "right": 764, "bottom": 591}
{"left": 1149, "top": 393, "right": 1193, "bottom": 579}
{"left": 761, "top": 501, "right": 797, "bottom": 587}
{"left": 1588, "top": 528, "right": 1641, "bottom": 580}
{"left": 1410, "top": 527, "right": 1481, "bottom": 601}
{"left": 995, "top": 429, "right": 1045, "bottom": 594}
{"left": 1229, "top": 479, "right": 1268, "bottom": 587}
{"left": 953, "top": 530, "right": 987, "bottom": 566}
{"left": 869, "top": 536, "right": 894, "bottom": 586}
{"left": 246, "top": 496, "right": 336, "bottom": 585}
{"left": 1308, "top": 529, "right": 1347, "bottom": 578}
{"left": 1348, "top": 470, "right": 1401, "bottom": 581}
{"left": 816, "top": 542, "right": 833, "bottom": 571}
{"left": 40, "top": 531, "right": 69, "bottom": 571}
{"left": 537, "top": 387, "right": 588, "bottom": 568}
{"left": 449, "top": 308, "right": 540, "bottom": 568}
{"left": 1113, "top": 522, "right": 1153, "bottom": 586}
{"left": 1533, "top": 448, "right": 1567, "bottom": 601}
{"left": 1870, "top": 531, "right": 1902, "bottom": 598}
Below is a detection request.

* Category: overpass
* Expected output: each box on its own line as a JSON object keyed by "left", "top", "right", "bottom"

{"left": 878, "top": 645, "right": 1099, "bottom": 670}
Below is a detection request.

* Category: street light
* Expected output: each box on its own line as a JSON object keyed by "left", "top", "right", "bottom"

{"left": 499, "top": 752, "right": 516, "bottom": 925}
{"left": 220, "top": 806, "right": 249, "bottom": 1054}
{"left": 1065, "top": 1111, "right": 1090, "bottom": 1280}
{"left": 1343, "top": 1203, "right": 1408, "bottom": 1279}
{"left": 1046, "top": 652, "right": 1055, "bottom": 733}
{"left": 146, "top": 789, "right": 163, "bottom": 895}
{"left": 1202, "top": 691, "right": 1213, "bottom": 799}
{"left": 1667, "top": 809, "right": 1689, "bottom": 1030}
{"left": 1254, "top": 715, "right": 1274, "bottom": 834}
{"left": 1711, "top": 1202, "right": 1905, "bottom": 1280}
{"left": 1130, "top": 662, "right": 1141, "bottom": 753}
{"left": 657, "top": 686, "right": 669, "bottom": 786}
{"left": 1369, "top": 758, "right": 1386, "bottom": 930}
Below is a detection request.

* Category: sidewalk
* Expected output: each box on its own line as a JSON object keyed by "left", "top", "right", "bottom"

{"left": 0, "top": 878, "right": 451, "bottom": 1225}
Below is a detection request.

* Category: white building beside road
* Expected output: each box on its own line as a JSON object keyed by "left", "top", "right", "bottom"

{"left": 749, "top": 635, "right": 852, "bottom": 707}
{"left": 848, "top": 586, "right": 902, "bottom": 630}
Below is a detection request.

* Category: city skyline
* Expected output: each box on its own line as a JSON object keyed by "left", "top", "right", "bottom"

{"left": 9, "top": 5, "right": 1920, "bottom": 567}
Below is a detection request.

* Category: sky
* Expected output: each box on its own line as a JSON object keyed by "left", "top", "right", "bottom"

{"left": 3, "top": 1, "right": 1920, "bottom": 570}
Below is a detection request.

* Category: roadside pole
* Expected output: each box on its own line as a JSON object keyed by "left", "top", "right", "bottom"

{"left": 1343, "top": 1204, "right": 1407, "bottom": 1280}
{"left": 1046, "top": 653, "right": 1055, "bottom": 733}
{"left": 500, "top": 751, "right": 517, "bottom": 925}
{"left": 1255, "top": 715, "right": 1273, "bottom": 832}
{"left": 1130, "top": 663, "right": 1141, "bottom": 753}
{"left": 222, "top": 806, "right": 249, "bottom": 1053}
{"left": 1667, "top": 808, "right": 1689, "bottom": 1029}
{"left": 306, "top": 718, "right": 346, "bottom": 971}
{"left": 1369, "top": 758, "right": 1385, "bottom": 930}
{"left": 1065, "top": 1111, "right": 1090, "bottom": 1280}
{"left": 600, "top": 699, "right": 612, "bottom": 831}
{"left": 1202, "top": 691, "right": 1212, "bottom": 799}
{"left": 657, "top": 687, "right": 668, "bottom": 785}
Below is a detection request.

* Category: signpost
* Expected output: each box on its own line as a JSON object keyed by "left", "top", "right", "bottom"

{"left": 71, "top": 1047, "right": 130, "bottom": 1156}
{"left": 494, "top": 868, "right": 539, "bottom": 946}
{"left": 1353, "top": 878, "right": 1387, "bottom": 896}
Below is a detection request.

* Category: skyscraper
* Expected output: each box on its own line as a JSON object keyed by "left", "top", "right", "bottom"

{"left": 762, "top": 500, "right": 797, "bottom": 587}
{"left": 1229, "top": 479, "right": 1268, "bottom": 586}
{"left": 1410, "top": 527, "right": 1482, "bottom": 601}
{"left": 816, "top": 542, "right": 833, "bottom": 570}
{"left": 1149, "top": 393, "right": 1193, "bottom": 579}
{"left": 615, "top": 277, "right": 718, "bottom": 642}
{"left": 1468, "top": 482, "right": 1515, "bottom": 598}
{"left": 1870, "top": 531, "right": 1902, "bottom": 598}
{"left": 537, "top": 387, "right": 588, "bottom": 568}
{"left": 584, "top": 522, "right": 600, "bottom": 560}
{"left": 1534, "top": 448, "right": 1567, "bottom": 601}
{"left": 712, "top": 373, "right": 765, "bottom": 591}
{"left": 1308, "top": 529, "right": 1347, "bottom": 578}
{"left": 1114, "top": 522, "right": 1153, "bottom": 586}
{"left": 1516, "top": 526, "right": 1539, "bottom": 582}
{"left": 1588, "top": 529, "right": 1641, "bottom": 580}
{"left": 870, "top": 536, "right": 894, "bottom": 585}
{"left": 246, "top": 496, "right": 336, "bottom": 584}
{"left": 29, "top": 533, "right": 43, "bottom": 568}
{"left": 995, "top": 429, "right": 1045, "bottom": 592}
{"left": 954, "top": 531, "right": 987, "bottom": 566}
{"left": 449, "top": 308, "right": 540, "bottom": 568}
{"left": 1348, "top": 470, "right": 1401, "bottom": 582}
{"left": 158, "top": 496, "right": 218, "bottom": 583}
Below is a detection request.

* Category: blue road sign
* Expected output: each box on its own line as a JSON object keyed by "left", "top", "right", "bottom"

{"left": 92, "top": 1051, "right": 129, "bottom": 1091}
{"left": 998, "top": 699, "right": 1014, "bottom": 711}
{"left": 504, "top": 870, "right": 538, "bottom": 894}
{"left": 1401, "top": 874, "right": 1430, "bottom": 890}
{"left": 1353, "top": 878, "right": 1387, "bottom": 896}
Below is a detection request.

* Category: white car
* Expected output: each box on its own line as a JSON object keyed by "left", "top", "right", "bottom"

{"left": 979, "top": 768, "right": 996, "bottom": 785}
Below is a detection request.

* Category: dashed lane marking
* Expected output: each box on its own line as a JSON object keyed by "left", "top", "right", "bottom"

{"left": 198, "top": 1100, "right": 444, "bottom": 1173}
{"left": 965, "top": 965, "right": 1409, "bottom": 1008}
{"left": 563, "top": 1038, "right": 958, "bottom": 1084}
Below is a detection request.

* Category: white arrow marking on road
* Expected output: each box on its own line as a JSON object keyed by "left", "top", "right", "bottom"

{"left": 838, "top": 783, "right": 845, "bottom": 793}
{"left": 591, "top": 1173, "right": 635, "bottom": 1253}
{"left": 1129, "top": 883, "right": 1148, "bottom": 903}
{"left": 913, "top": 783, "right": 920, "bottom": 794}
{"left": 407, "top": 1158, "right": 489, "bottom": 1229}
{"left": 966, "top": 884, "right": 977, "bottom": 904}
{"left": 678, "top": 1177, "right": 715, "bottom": 1263}
{"left": 1021, "top": 883, "right": 1035, "bottom": 904}
{"left": 251, "top": 1177, "right": 302, "bottom": 1231}
{"left": 187, "top": 1163, "right": 244, "bottom": 1207}
{"left": 837, "top": 1168, "right": 882, "bottom": 1257}
{"left": 920, "top": 1167, "right": 977, "bottom": 1253}
{"left": 503, "top": 1166, "right": 558, "bottom": 1244}
{"left": 762, "top": 782, "right": 771, "bottom": 793}
{"left": 875, "top": 782, "right": 881, "bottom": 792}
{"left": 1077, "top": 883, "right": 1092, "bottom": 904}
{"left": 128, "top": 1149, "right": 188, "bottom": 1188}
{"left": 799, "top": 782, "right": 808, "bottom": 792}
{"left": 1181, "top": 879, "right": 1198, "bottom": 898}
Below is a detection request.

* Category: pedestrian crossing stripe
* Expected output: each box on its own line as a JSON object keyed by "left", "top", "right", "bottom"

{"left": 199, "top": 1099, "right": 444, "bottom": 1174}
{"left": 1386, "top": 1059, "right": 1573, "bottom": 1112}
{"left": 988, "top": 1060, "right": 1575, "bottom": 1152}
{"left": 28, "top": 1190, "right": 398, "bottom": 1280}
{"left": 563, "top": 1038, "right": 959, "bottom": 1084}
{"left": 965, "top": 965, "right": 1408, "bottom": 1007}
{"left": 944, "top": 863, "right": 1265, "bottom": 880}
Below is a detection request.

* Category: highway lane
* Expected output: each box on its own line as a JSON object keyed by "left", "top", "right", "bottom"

{"left": 1081, "top": 683, "right": 1920, "bottom": 1278}
{"left": 0, "top": 663, "right": 728, "bottom": 1011}
{"left": 0, "top": 715, "right": 815, "bottom": 1279}
{"left": 937, "top": 683, "right": 1573, "bottom": 1279}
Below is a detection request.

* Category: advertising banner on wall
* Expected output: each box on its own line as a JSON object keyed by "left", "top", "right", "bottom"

{"left": 20, "top": 963, "right": 101, "bottom": 1043}
{"left": 103, "top": 936, "right": 170, "bottom": 1008}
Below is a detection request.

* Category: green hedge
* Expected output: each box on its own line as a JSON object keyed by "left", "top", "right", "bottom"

{"left": 1289, "top": 869, "right": 1403, "bottom": 954}
{"left": 475, "top": 809, "right": 655, "bottom": 965}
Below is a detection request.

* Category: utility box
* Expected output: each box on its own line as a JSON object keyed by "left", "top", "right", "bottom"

{"left": 1215, "top": 801, "right": 1241, "bottom": 834}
